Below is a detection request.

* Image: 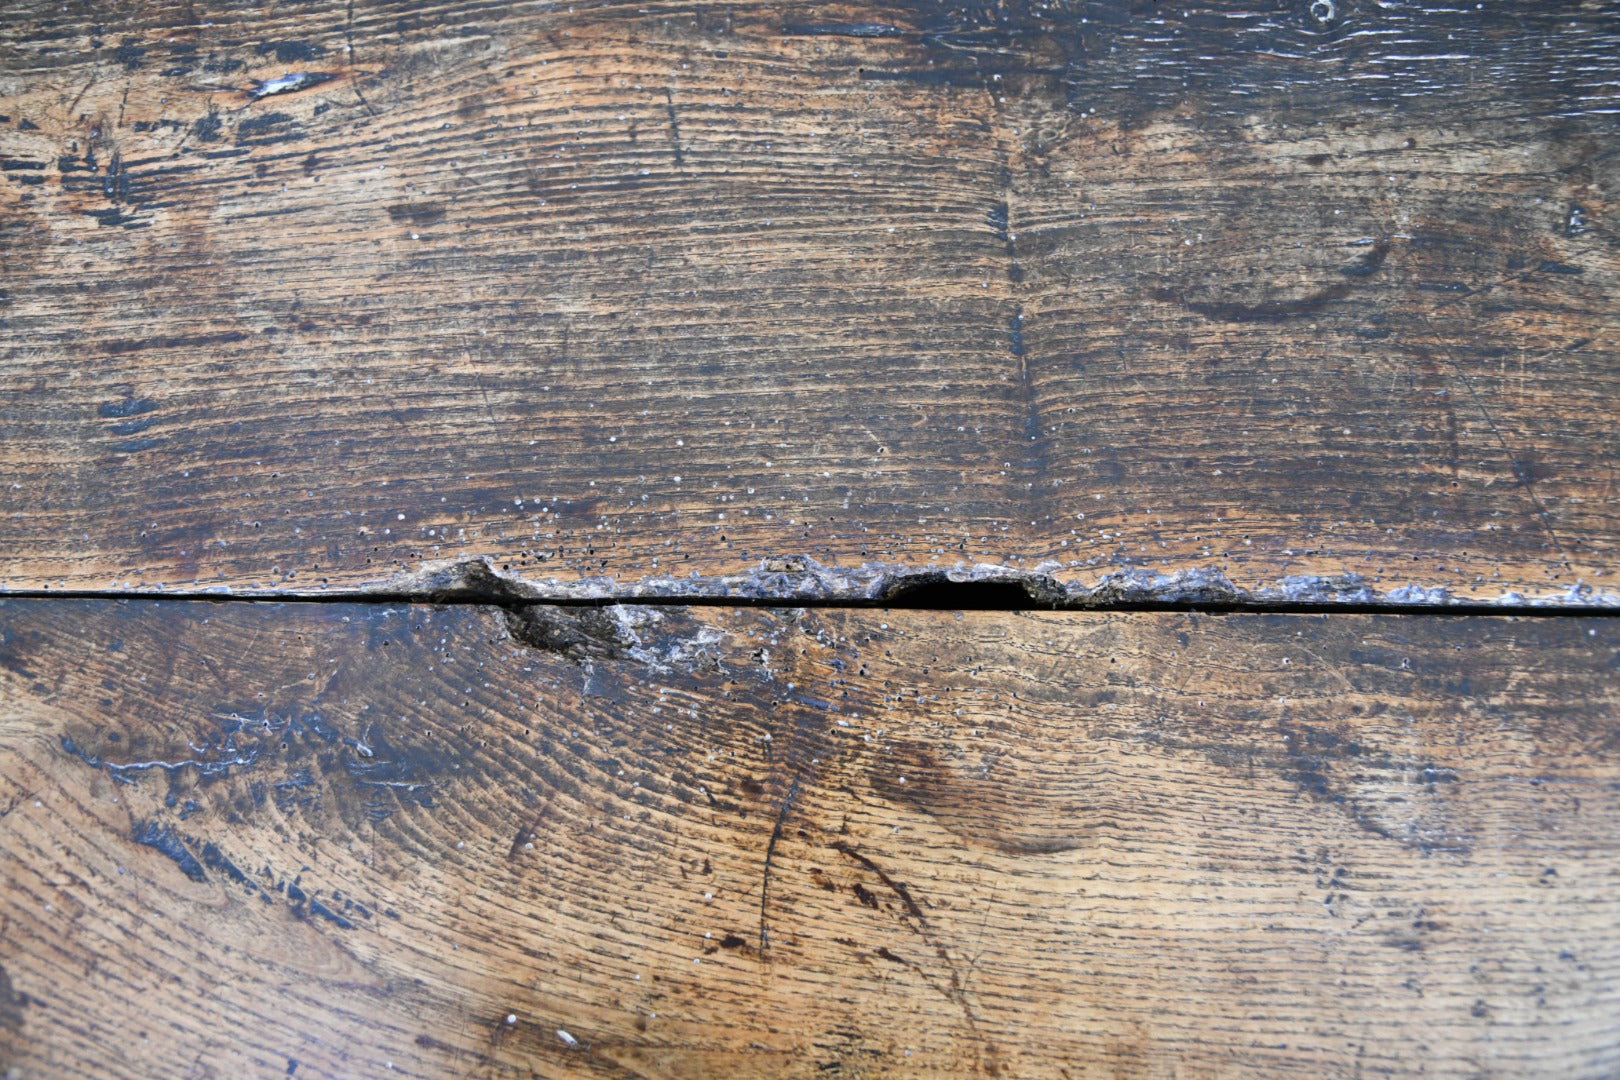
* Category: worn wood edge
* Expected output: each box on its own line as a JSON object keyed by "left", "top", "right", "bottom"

{"left": 7, "top": 554, "right": 1617, "bottom": 609}
{"left": 379, "top": 554, "right": 1620, "bottom": 608}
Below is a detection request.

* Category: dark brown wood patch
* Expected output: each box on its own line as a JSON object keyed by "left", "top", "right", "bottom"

{"left": 0, "top": 1, "right": 1616, "bottom": 603}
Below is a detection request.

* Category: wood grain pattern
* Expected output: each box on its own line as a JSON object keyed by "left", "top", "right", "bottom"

{"left": 1, "top": 1, "right": 1617, "bottom": 602}
{"left": 1, "top": 599, "right": 1616, "bottom": 1076}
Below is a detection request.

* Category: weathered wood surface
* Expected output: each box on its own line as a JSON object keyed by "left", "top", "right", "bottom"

{"left": 1, "top": 599, "right": 1615, "bottom": 1076}
{"left": 2, "top": 2, "right": 1618, "bottom": 603}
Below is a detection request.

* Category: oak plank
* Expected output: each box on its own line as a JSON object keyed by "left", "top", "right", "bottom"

{"left": 1, "top": 599, "right": 1616, "bottom": 1076}
{"left": 0, "top": 1, "right": 1617, "bottom": 603}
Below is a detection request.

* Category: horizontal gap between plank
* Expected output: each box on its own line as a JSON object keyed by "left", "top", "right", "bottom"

{"left": 0, "top": 586, "right": 1616, "bottom": 619}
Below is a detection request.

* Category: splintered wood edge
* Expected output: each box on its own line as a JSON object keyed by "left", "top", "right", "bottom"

{"left": 8, "top": 554, "right": 1620, "bottom": 608}
{"left": 381, "top": 554, "right": 1620, "bottom": 607}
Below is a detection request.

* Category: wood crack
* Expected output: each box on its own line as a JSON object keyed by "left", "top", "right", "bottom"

{"left": 5, "top": 554, "right": 1618, "bottom": 612}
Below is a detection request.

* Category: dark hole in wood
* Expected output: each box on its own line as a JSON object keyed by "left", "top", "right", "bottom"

{"left": 880, "top": 578, "right": 1052, "bottom": 610}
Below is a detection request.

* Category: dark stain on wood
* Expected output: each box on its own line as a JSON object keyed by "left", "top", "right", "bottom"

{"left": 0, "top": 965, "right": 23, "bottom": 1044}
{"left": 131, "top": 819, "right": 209, "bottom": 882}
{"left": 385, "top": 201, "right": 446, "bottom": 226}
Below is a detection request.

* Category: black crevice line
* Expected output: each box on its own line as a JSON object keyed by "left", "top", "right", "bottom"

{"left": 0, "top": 585, "right": 1616, "bottom": 618}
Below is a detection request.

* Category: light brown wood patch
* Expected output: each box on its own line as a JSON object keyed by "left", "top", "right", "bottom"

{"left": 1, "top": 600, "right": 1615, "bottom": 1076}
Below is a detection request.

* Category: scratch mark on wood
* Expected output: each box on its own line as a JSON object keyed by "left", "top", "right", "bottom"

{"left": 345, "top": 0, "right": 379, "bottom": 118}
{"left": 663, "top": 87, "right": 684, "bottom": 167}
{"left": 832, "top": 841, "right": 927, "bottom": 926}
{"left": 249, "top": 72, "right": 338, "bottom": 100}
{"left": 759, "top": 772, "right": 801, "bottom": 951}
{"left": 1158, "top": 238, "right": 1391, "bottom": 323}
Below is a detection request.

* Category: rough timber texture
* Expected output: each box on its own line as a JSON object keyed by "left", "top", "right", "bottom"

{"left": 1, "top": 598, "right": 1617, "bottom": 1077}
{"left": 1, "top": 1, "right": 1618, "bottom": 603}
